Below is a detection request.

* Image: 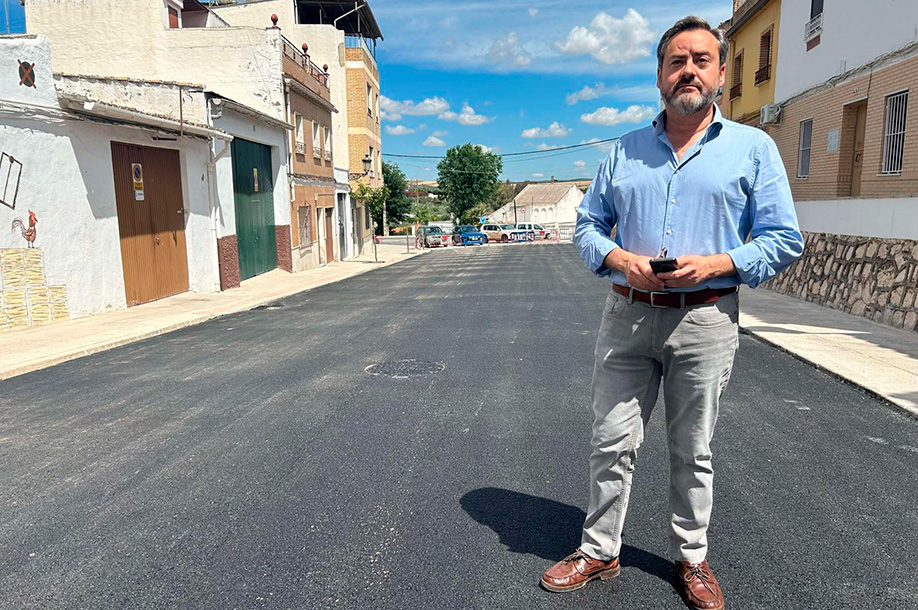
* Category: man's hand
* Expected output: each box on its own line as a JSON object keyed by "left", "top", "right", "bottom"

{"left": 657, "top": 254, "right": 736, "bottom": 288}
{"left": 603, "top": 250, "right": 665, "bottom": 291}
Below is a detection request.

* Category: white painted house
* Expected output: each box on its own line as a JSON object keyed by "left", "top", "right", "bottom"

{"left": 26, "top": 0, "right": 295, "bottom": 291}
{"left": 491, "top": 183, "right": 583, "bottom": 226}
{"left": 0, "top": 35, "right": 226, "bottom": 324}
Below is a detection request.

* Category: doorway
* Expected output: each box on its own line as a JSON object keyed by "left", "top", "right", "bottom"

{"left": 849, "top": 102, "right": 868, "bottom": 197}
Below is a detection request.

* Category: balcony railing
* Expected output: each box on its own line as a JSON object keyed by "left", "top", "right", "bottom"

{"left": 313, "top": 147, "right": 321, "bottom": 159}
{"left": 730, "top": 82, "right": 742, "bottom": 100}
{"left": 805, "top": 13, "right": 823, "bottom": 41}
{"left": 345, "top": 35, "right": 376, "bottom": 59}
{"left": 282, "top": 36, "right": 329, "bottom": 89}
{"left": 755, "top": 64, "right": 771, "bottom": 85}
{"left": 324, "top": 150, "right": 332, "bottom": 161}
{"left": 296, "top": 141, "right": 305, "bottom": 155}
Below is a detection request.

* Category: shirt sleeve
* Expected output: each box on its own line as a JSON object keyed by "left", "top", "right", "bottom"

{"left": 574, "top": 151, "right": 619, "bottom": 277}
{"left": 727, "top": 135, "right": 805, "bottom": 288}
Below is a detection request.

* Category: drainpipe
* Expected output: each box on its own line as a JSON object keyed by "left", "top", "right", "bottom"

{"left": 206, "top": 98, "right": 232, "bottom": 292}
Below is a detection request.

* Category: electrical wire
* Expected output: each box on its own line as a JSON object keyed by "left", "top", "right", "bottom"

{"left": 382, "top": 137, "right": 618, "bottom": 160}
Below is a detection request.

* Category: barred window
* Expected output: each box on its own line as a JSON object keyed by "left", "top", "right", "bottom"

{"left": 798, "top": 119, "right": 813, "bottom": 178}
{"left": 881, "top": 91, "right": 908, "bottom": 175}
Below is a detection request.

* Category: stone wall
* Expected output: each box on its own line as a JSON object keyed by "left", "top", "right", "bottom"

{"left": 766, "top": 232, "right": 918, "bottom": 332}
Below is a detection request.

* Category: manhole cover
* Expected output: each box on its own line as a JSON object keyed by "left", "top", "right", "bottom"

{"left": 365, "top": 360, "right": 445, "bottom": 378}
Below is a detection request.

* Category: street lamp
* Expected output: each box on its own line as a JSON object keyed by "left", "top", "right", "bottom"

{"left": 348, "top": 154, "right": 373, "bottom": 180}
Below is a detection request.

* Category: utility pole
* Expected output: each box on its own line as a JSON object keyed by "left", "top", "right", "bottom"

{"left": 513, "top": 196, "right": 518, "bottom": 226}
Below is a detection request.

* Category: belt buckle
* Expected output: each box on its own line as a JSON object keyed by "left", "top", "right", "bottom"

{"left": 649, "top": 291, "right": 669, "bottom": 308}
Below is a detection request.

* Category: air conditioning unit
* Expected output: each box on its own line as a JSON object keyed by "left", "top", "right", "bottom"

{"left": 760, "top": 103, "right": 781, "bottom": 125}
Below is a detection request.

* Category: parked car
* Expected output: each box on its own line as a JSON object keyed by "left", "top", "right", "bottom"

{"left": 515, "top": 222, "right": 551, "bottom": 240}
{"left": 416, "top": 225, "right": 450, "bottom": 248}
{"left": 480, "top": 223, "right": 516, "bottom": 243}
{"left": 452, "top": 225, "right": 487, "bottom": 246}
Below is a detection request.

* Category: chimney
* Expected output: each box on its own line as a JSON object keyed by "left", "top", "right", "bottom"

{"left": 550, "top": 175, "right": 555, "bottom": 183}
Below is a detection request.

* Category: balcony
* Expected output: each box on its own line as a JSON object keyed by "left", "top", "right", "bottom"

{"left": 282, "top": 36, "right": 331, "bottom": 104}
{"left": 296, "top": 141, "right": 306, "bottom": 155}
{"left": 730, "top": 82, "right": 742, "bottom": 100}
{"left": 805, "top": 13, "right": 823, "bottom": 41}
{"left": 324, "top": 150, "right": 332, "bottom": 161}
{"left": 755, "top": 64, "right": 771, "bottom": 85}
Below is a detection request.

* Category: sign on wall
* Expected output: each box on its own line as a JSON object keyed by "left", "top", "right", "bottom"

{"left": 131, "top": 163, "right": 144, "bottom": 201}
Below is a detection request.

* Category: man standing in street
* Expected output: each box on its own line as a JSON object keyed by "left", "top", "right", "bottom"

{"left": 540, "top": 16, "right": 804, "bottom": 610}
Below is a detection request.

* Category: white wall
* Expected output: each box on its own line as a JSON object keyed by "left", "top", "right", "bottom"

{"left": 795, "top": 198, "right": 918, "bottom": 240}
{"left": 775, "top": 0, "right": 918, "bottom": 102}
{"left": 1, "top": 35, "right": 57, "bottom": 106}
{"left": 26, "top": 0, "right": 287, "bottom": 121}
{"left": 0, "top": 117, "right": 215, "bottom": 317}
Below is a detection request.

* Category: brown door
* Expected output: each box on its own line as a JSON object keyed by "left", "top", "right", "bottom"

{"left": 850, "top": 103, "right": 868, "bottom": 197}
{"left": 325, "top": 208, "right": 334, "bottom": 263}
{"left": 112, "top": 142, "right": 189, "bottom": 306}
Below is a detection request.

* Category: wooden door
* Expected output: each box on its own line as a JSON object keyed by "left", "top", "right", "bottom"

{"left": 112, "top": 142, "right": 189, "bottom": 306}
{"left": 850, "top": 103, "right": 868, "bottom": 197}
{"left": 325, "top": 208, "right": 334, "bottom": 263}
{"left": 232, "top": 138, "right": 277, "bottom": 281}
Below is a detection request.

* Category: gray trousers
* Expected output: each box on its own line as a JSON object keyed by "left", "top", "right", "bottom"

{"left": 580, "top": 287, "right": 739, "bottom": 564}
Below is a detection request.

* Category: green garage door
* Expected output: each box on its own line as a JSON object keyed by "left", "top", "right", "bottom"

{"left": 232, "top": 138, "right": 277, "bottom": 281}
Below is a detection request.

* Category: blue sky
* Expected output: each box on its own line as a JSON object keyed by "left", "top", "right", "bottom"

{"left": 1, "top": 0, "right": 26, "bottom": 34}
{"left": 373, "top": 0, "right": 731, "bottom": 182}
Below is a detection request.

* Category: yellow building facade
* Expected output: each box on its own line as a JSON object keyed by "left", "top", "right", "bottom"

{"left": 724, "top": 0, "right": 781, "bottom": 126}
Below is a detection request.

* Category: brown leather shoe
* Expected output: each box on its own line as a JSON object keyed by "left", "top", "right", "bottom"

{"left": 675, "top": 560, "right": 724, "bottom": 610}
{"left": 540, "top": 549, "right": 620, "bottom": 593}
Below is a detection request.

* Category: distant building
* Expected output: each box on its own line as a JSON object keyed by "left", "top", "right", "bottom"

{"left": 490, "top": 182, "right": 583, "bottom": 226}
{"left": 722, "top": 0, "right": 780, "bottom": 126}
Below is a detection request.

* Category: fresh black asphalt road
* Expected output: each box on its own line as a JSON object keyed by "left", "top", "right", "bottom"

{"left": 2, "top": 245, "right": 917, "bottom": 610}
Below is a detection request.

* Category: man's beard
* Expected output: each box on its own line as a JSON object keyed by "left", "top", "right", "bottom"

{"left": 662, "top": 80, "right": 717, "bottom": 115}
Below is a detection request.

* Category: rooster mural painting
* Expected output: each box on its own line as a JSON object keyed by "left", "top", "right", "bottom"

{"left": 12, "top": 210, "right": 38, "bottom": 248}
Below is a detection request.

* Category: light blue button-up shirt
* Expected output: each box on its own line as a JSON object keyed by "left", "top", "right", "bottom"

{"left": 574, "top": 105, "right": 804, "bottom": 290}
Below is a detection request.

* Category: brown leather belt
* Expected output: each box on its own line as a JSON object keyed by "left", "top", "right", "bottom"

{"left": 612, "top": 283, "right": 737, "bottom": 309}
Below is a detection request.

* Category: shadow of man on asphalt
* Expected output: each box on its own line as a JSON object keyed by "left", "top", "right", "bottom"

{"left": 460, "top": 487, "right": 675, "bottom": 584}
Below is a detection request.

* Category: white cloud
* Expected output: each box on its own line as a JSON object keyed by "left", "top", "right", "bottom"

{"left": 379, "top": 95, "right": 451, "bottom": 122}
{"left": 528, "top": 8, "right": 539, "bottom": 17}
{"left": 486, "top": 32, "right": 532, "bottom": 67}
{"left": 439, "top": 102, "right": 493, "bottom": 126}
{"left": 555, "top": 9, "right": 655, "bottom": 66}
{"left": 432, "top": 130, "right": 448, "bottom": 137}
{"left": 580, "top": 104, "right": 658, "bottom": 126}
{"left": 423, "top": 135, "right": 446, "bottom": 147}
{"left": 536, "top": 143, "right": 553, "bottom": 151}
{"left": 521, "top": 121, "right": 572, "bottom": 139}
{"left": 384, "top": 124, "right": 415, "bottom": 136}
{"left": 566, "top": 82, "right": 661, "bottom": 105}
{"left": 580, "top": 137, "right": 615, "bottom": 152}
{"left": 532, "top": 172, "right": 544, "bottom": 178}
{"left": 573, "top": 160, "right": 587, "bottom": 169}
{"left": 476, "top": 144, "right": 494, "bottom": 154}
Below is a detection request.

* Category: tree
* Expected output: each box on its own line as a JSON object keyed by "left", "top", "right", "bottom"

{"left": 353, "top": 182, "right": 389, "bottom": 235}
{"left": 437, "top": 144, "right": 503, "bottom": 224}
{"left": 487, "top": 179, "right": 525, "bottom": 213}
{"left": 380, "top": 161, "right": 412, "bottom": 232}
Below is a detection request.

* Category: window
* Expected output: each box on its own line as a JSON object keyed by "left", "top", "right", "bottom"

{"left": 811, "top": 0, "right": 823, "bottom": 19}
{"left": 364, "top": 205, "right": 371, "bottom": 230}
{"left": 324, "top": 126, "right": 332, "bottom": 161}
{"left": 313, "top": 122, "right": 321, "bottom": 158}
{"left": 368, "top": 146, "right": 375, "bottom": 177}
{"left": 756, "top": 28, "right": 772, "bottom": 85}
{"left": 294, "top": 114, "right": 305, "bottom": 155}
{"left": 882, "top": 91, "right": 908, "bottom": 175}
{"left": 730, "top": 51, "right": 743, "bottom": 100}
{"left": 168, "top": 6, "right": 179, "bottom": 28}
{"left": 297, "top": 205, "right": 312, "bottom": 245}
{"left": 798, "top": 119, "right": 813, "bottom": 178}
{"left": 367, "top": 84, "right": 373, "bottom": 116}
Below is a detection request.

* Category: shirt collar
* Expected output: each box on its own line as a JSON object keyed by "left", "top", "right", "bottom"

{"left": 652, "top": 104, "right": 724, "bottom": 138}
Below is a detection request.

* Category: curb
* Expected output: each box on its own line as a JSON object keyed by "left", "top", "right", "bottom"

{"left": 0, "top": 249, "right": 427, "bottom": 381}
{"left": 738, "top": 325, "right": 918, "bottom": 420}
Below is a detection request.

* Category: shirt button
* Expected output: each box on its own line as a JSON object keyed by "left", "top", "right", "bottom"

{"left": 666, "top": 229, "right": 673, "bottom": 235}
{"left": 670, "top": 199, "right": 676, "bottom": 204}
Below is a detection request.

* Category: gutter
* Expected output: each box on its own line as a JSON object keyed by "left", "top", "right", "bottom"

{"left": 59, "top": 95, "right": 232, "bottom": 140}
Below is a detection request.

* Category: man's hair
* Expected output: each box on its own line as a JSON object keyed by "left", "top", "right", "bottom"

{"left": 656, "top": 16, "right": 728, "bottom": 69}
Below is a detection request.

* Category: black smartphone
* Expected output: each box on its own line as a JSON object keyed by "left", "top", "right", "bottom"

{"left": 650, "top": 257, "right": 678, "bottom": 274}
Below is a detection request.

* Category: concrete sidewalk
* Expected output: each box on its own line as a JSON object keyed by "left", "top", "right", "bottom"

{"left": 739, "top": 288, "right": 918, "bottom": 417}
{"left": 0, "top": 243, "right": 424, "bottom": 381}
